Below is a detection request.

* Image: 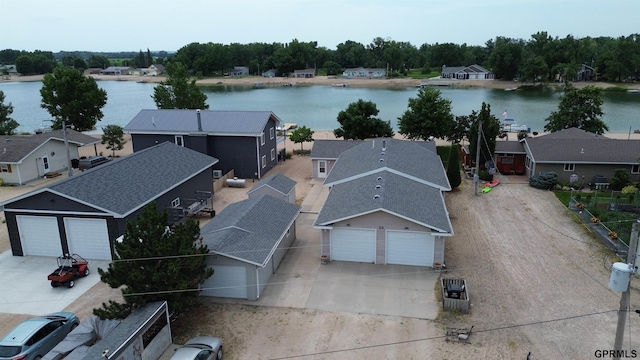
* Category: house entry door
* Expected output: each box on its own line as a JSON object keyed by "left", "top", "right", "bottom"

{"left": 42, "top": 156, "right": 50, "bottom": 173}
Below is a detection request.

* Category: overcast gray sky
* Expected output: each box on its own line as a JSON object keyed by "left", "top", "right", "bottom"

{"left": 1, "top": 0, "right": 636, "bottom": 52}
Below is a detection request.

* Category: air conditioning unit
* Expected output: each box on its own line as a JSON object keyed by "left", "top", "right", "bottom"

{"left": 213, "top": 170, "right": 223, "bottom": 179}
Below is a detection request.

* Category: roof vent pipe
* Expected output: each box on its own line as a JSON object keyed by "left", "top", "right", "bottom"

{"left": 197, "top": 109, "right": 202, "bottom": 132}
{"left": 382, "top": 140, "right": 386, "bottom": 151}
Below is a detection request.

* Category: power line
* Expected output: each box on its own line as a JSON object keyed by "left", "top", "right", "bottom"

{"left": 269, "top": 309, "right": 619, "bottom": 359}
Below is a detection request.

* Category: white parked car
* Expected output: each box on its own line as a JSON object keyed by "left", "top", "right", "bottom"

{"left": 171, "top": 336, "right": 223, "bottom": 360}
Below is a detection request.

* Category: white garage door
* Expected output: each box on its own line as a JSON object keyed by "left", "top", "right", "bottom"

{"left": 331, "top": 228, "right": 376, "bottom": 263}
{"left": 17, "top": 215, "right": 62, "bottom": 257}
{"left": 200, "top": 265, "right": 248, "bottom": 299}
{"left": 64, "top": 218, "right": 112, "bottom": 260}
{"left": 386, "top": 230, "right": 434, "bottom": 266}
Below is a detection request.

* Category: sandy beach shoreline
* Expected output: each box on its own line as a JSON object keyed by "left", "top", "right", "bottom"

{"left": 4, "top": 73, "right": 640, "bottom": 91}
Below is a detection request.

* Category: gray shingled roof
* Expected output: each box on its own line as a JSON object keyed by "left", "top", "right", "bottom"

{"left": 310, "top": 139, "right": 365, "bottom": 159}
{"left": 246, "top": 172, "right": 296, "bottom": 196}
{"left": 495, "top": 140, "right": 526, "bottom": 154}
{"left": 200, "top": 194, "right": 301, "bottom": 266}
{"left": 324, "top": 138, "right": 450, "bottom": 190}
{"left": 524, "top": 128, "right": 640, "bottom": 163}
{"left": 33, "top": 129, "right": 101, "bottom": 146}
{"left": 3, "top": 142, "right": 219, "bottom": 216}
{"left": 0, "top": 130, "right": 99, "bottom": 163}
{"left": 315, "top": 171, "right": 452, "bottom": 233}
{"left": 124, "top": 109, "right": 282, "bottom": 136}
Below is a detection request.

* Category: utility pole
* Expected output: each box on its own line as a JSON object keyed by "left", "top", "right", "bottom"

{"left": 613, "top": 220, "right": 639, "bottom": 359}
{"left": 63, "top": 120, "right": 73, "bottom": 178}
{"left": 473, "top": 119, "right": 482, "bottom": 196}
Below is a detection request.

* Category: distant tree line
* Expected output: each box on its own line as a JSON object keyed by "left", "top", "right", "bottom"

{"left": 1, "top": 31, "right": 639, "bottom": 82}
{"left": 0, "top": 49, "right": 169, "bottom": 75}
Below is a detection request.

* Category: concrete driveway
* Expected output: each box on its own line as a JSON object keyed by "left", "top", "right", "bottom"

{"left": 207, "top": 181, "right": 442, "bottom": 320}
{"left": 0, "top": 252, "right": 110, "bottom": 315}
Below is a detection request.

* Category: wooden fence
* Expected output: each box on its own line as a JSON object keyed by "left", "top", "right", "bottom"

{"left": 441, "top": 278, "right": 470, "bottom": 314}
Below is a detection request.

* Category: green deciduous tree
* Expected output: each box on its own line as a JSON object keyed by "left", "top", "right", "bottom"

{"left": 101, "top": 124, "right": 127, "bottom": 157}
{"left": 94, "top": 203, "right": 213, "bottom": 320}
{"left": 446, "top": 144, "right": 462, "bottom": 189}
{"left": 15, "top": 55, "right": 34, "bottom": 75}
{"left": 40, "top": 67, "right": 107, "bottom": 131}
{"left": 544, "top": 85, "right": 608, "bottom": 134}
{"left": 152, "top": 62, "right": 209, "bottom": 109}
{"left": 87, "top": 55, "right": 111, "bottom": 69}
{"left": 334, "top": 99, "right": 394, "bottom": 140}
{"left": 488, "top": 37, "right": 524, "bottom": 80}
{"left": 397, "top": 87, "right": 454, "bottom": 141}
{"left": 289, "top": 125, "right": 314, "bottom": 151}
{"left": 0, "top": 91, "right": 19, "bottom": 135}
{"left": 449, "top": 115, "right": 471, "bottom": 144}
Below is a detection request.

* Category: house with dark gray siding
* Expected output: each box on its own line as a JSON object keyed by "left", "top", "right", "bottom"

{"left": 314, "top": 138, "right": 453, "bottom": 267}
{"left": 199, "top": 194, "right": 301, "bottom": 300}
{"left": 0, "top": 142, "right": 218, "bottom": 260}
{"left": 124, "top": 109, "right": 281, "bottom": 179}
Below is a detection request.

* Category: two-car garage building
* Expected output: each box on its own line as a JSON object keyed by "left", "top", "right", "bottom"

{"left": 2, "top": 142, "right": 219, "bottom": 260}
{"left": 315, "top": 139, "right": 453, "bottom": 267}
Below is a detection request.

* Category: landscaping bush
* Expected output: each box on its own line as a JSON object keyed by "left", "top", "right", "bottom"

{"left": 529, "top": 171, "right": 558, "bottom": 189}
{"left": 610, "top": 169, "right": 632, "bottom": 191}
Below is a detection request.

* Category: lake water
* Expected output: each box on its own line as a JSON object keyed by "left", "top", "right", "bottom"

{"left": 1, "top": 80, "right": 639, "bottom": 135}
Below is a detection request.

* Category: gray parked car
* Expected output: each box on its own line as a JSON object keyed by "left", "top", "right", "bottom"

{"left": 0, "top": 312, "right": 79, "bottom": 360}
{"left": 170, "top": 336, "right": 223, "bottom": 360}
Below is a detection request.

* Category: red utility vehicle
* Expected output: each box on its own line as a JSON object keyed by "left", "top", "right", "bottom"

{"left": 48, "top": 254, "right": 90, "bottom": 288}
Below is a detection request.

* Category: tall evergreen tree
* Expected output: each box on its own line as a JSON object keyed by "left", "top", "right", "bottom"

{"left": 446, "top": 143, "right": 462, "bottom": 189}
{"left": 94, "top": 203, "right": 213, "bottom": 320}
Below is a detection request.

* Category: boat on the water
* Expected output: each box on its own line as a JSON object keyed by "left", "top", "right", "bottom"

{"left": 502, "top": 119, "right": 529, "bottom": 132}
{"left": 34, "top": 120, "right": 53, "bottom": 134}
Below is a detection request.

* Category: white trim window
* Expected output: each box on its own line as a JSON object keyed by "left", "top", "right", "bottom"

{"left": 563, "top": 163, "right": 575, "bottom": 172}
{"left": 175, "top": 135, "right": 184, "bottom": 147}
{"left": 632, "top": 164, "right": 640, "bottom": 174}
{"left": 270, "top": 127, "right": 274, "bottom": 140}
{"left": 0, "top": 164, "right": 9, "bottom": 172}
{"left": 271, "top": 148, "right": 275, "bottom": 161}
{"left": 261, "top": 132, "right": 265, "bottom": 145}
{"left": 262, "top": 155, "right": 266, "bottom": 168}
{"left": 171, "top": 198, "right": 180, "bottom": 207}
